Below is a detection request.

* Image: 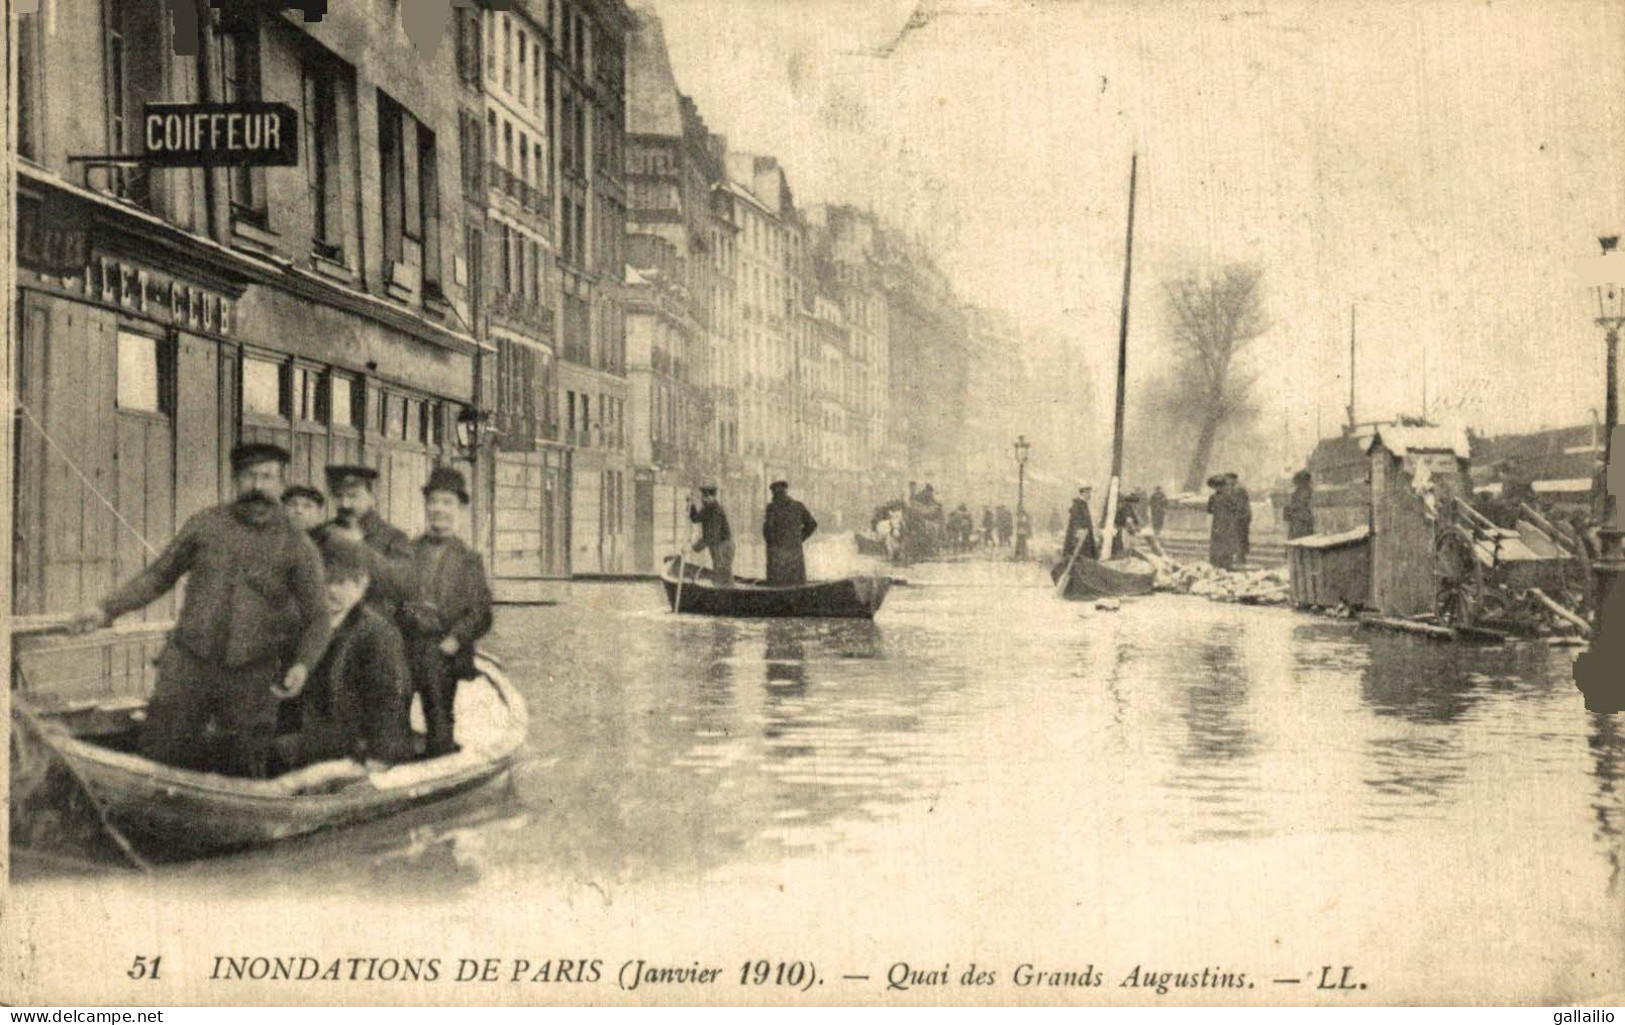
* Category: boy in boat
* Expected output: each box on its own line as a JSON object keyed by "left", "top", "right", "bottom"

{"left": 763, "top": 480, "right": 818, "bottom": 586}
{"left": 321, "top": 464, "right": 416, "bottom": 617}
{"left": 687, "top": 484, "right": 734, "bottom": 586}
{"left": 272, "top": 537, "right": 415, "bottom": 773}
{"left": 401, "top": 467, "right": 493, "bottom": 758}
{"left": 282, "top": 484, "right": 327, "bottom": 534}
{"left": 67, "top": 443, "right": 329, "bottom": 778}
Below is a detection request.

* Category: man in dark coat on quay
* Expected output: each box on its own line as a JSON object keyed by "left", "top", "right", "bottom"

{"left": 402, "top": 467, "right": 494, "bottom": 758}
{"left": 763, "top": 480, "right": 818, "bottom": 586}
{"left": 688, "top": 484, "right": 734, "bottom": 586}
{"left": 1149, "top": 485, "right": 1168, "bottom": 536}
{"left": 68, "top": 443, "right": 330, "bottom": 778}
{"left": 273, "top": 536, "right": 416, "bottom": 773}
{"left": 323, "top": 464, "right": 415, "bottom": 617}
{"left": 1227, "top": 472, "right": 1253, "bottom": 566}
{"left": 1284, "top": 470, "right": 1316, "bottom": 540}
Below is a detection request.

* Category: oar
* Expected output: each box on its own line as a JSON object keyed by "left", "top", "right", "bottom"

{"left": 671, "top": 553, "right": 686, "bottom": 614}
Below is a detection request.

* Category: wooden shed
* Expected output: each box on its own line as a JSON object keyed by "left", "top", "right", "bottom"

{"left": 1295, "top": 420, "right": 1472, "bottom": 617}
{"left": 1286, "top": 525, "right": 1371, "bottom": 609}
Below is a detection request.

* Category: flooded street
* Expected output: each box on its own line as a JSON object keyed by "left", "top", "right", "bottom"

{"left": 10, "top": 549, "right": 1625, "bottom": 1004}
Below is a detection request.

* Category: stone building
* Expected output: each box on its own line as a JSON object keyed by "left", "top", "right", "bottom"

{"left": 12, "top": 0, "right": 486, "bottom": 692}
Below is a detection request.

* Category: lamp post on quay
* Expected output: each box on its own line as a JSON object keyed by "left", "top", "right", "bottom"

{"left": 1590, "top": 235, "right": 1625, "bottom": 615}
{"left": 1013, "top": 435, "right": 1031, "bottom": 559}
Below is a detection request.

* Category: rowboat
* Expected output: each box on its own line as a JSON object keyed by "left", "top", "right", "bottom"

{"left": 1052, "top": 552, "right": 1156, "bottom": 600}
{"left": 661, "top": 556, "right": 891, "bottom": 618}
{"left": 13, "top": 654, "right": 527, "bottom": 858}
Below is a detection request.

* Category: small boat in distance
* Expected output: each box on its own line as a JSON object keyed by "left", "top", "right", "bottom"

{"left": 1052, "top": 552, "right": 1156, "bottom": 600}
{"left": 13, "top": 654, "right": 527, "bottom": 859}
{"left": 661, "top": 556, "right": 891, "bottom": 619}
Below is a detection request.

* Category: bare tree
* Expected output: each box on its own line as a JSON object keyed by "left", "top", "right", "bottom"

{"left": 1158, "top": 263, "right": 1270, "bottom": 492}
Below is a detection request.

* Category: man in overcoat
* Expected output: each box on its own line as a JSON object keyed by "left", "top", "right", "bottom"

{"left": 1284, "top": 470, "right": 1316, "bottom": 540}
{"left": 402, "top": 467, "right": 494, "bottom": 758}
{"left": 69, "top": 443, "right": 329, "bottom": 777}
{"left": 1064, "top": 486, "right": 1097, "bottom": 561}
{"left": 762, "top": 480, "right": 818, "bottom": 586}
{"left": 1207, "top": 475, "right": 1239, "bottom": 570}
{"left": 323, "top": 464, "right": 415, "bottom": 617}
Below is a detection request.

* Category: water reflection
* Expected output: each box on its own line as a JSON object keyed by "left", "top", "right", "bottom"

{"left": 1589, "top": 711, "right": 1624, "bottom": 889}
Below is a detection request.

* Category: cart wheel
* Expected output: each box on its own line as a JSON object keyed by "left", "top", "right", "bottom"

{"left": 1435, "top": 527, "right": 1483, "bottom": 628}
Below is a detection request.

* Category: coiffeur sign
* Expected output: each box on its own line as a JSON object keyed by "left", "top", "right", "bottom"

{"left": 141, "top": 102, "right": 299, "bottom": 167}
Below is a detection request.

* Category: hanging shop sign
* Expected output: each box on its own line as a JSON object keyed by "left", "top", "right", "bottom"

{"left": 140, "top": 102, "right": 299, "bottom": 167}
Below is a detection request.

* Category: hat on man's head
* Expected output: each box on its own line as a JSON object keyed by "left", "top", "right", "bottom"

{"left": 325, "top": 464, "right": 379, "bottom": 492}
{"left": 769, "top": 480, "right": 790, "bottom": 493}
{"left": 1078, "top": 485, "right": 1093, "bottom": 494}
{"left": 699, "top": 484, "right": 718, "bottom": 496}
{"left": 282, "top": 485, "right": 325, "bottom": 506}
{"left": 230, "top": 442, "right": 291, "bottom": 474}
{"left": 423, "top": 465, "right": 470, "bottom": 504}
{"left": 1206, "top": 474, "right": 1226, "bottom": 488}
{"left": 1224, "top": 472, "right": 1240, "bottom": 482}
{"left": 1293, "top": 470, "right": 1312, "bottom": 486}
{"left": 318, "top": 535, "right": 371, "bottom": 583}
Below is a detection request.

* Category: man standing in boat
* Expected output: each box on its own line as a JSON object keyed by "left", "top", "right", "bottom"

{"left": 763, "top": 480, "right": 818, "bottom": 586}
{"left": 1064, "top": 485, "right": 1098, "bottom": 561}
{"left": 322, "top": 464, "right": 416, "bottom": 617}
{"left": 688, "top": 484, "right": 735, "bottom": 587}
{"left": 67, "top": 443, "right": 330, "bottom": 778}
{"left": 402, "top": 467, "right": 494, "bottom": 758}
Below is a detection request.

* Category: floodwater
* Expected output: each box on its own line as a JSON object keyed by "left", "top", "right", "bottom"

{"left": 8, "top": 543, "right": 1625, "bottom": 1004}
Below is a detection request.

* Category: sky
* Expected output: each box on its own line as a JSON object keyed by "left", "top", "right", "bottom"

{"left": 643, "top": 0, "right": 1625, "bottom": 468}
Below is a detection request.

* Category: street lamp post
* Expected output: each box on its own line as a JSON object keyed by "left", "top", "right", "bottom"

{"left": 1591, "top": 235, "right": 1625, "bottom": 615}
{"left": 1013, "top": 434, "right": 1031, "bottom": 559}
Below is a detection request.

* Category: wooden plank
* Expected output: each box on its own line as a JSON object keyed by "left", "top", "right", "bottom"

{"left": 114, "top": 416, "right": 146, "bottom": 616}
{"left": 174, "top": 332, "right": 220, "bottom": 525}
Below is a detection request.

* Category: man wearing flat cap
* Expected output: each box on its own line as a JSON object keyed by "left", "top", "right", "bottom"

{"left": 281, "top": 484, "right": 327, "bottom": 535}
{"left": 402, "top": 467, "right": 493, "bottom": 757}
{"left": 69, "top": 442, "right": 329, "bottom": 778}
{"left": 687, "top": 484, "right": 734, "bottom": 587}
{"left": 322, "top": 463, "right": 415, "bottom": 617}
{"left": 762, "top": 480, "right": 818, "bottom": 586}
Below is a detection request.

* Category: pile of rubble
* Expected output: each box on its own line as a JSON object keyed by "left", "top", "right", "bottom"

{"left": 1142, "top": 553, "right": 1292, "bottom": 606}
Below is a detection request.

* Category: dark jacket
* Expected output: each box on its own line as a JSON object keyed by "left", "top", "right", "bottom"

{"left": 403, "top": 533, "right": 494, "bottom": 681}
{"left": 1064, "top": 498, "right": 1096, "bottom": 556}
{"left": 689, "top": 501, "right": 731, "bottom": 548}
{"left": 763, "top": 496, "right": 817, "bottom": 549}
{"left": 280, "top": 604, "right": 415, "bottom": 767}
{"left": 101, "top": 499, "right": 329, "bottom": 670}
{"left": 1149, "top": 492, "right": 1168, "bottom": 530}
{"left": 358, "top": 510, "right": 416, "bottom": 614}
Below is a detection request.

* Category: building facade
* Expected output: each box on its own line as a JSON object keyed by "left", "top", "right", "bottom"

{"left": 13, "top": 0, "right": 485, "bottom": 693}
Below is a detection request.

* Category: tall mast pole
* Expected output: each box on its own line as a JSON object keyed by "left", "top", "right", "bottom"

{"left": 1346, "top": 303, "right": 1357, "bottom": 429}
{"left": 1110, "top": 154, "right": 1138, "bottom": 481}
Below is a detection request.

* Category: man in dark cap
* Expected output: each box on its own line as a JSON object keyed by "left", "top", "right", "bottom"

{"left": 1226, "top": 472, "right": 1253, "bottom": 567}
{"left": 272, "top": 536, "right": 415, "bottom": 773}
{"left": 402, "top": 467, "right": 493, "bottom": 757}
{"left": 282, "top": 484, "right": 327, "bottom": 535}
{"left": 687, "top": 484, "right": 734, "bottom": 586}
{"left": 762, "top": 480, "right": 818, "bottom": 586}
{"left": 1284, "top": 470, "right": 1316, "bottom": 540}
{"left": 323, "top": 464, "right": 414, "bottom": 616}
{"left": 68, "top": 443, "right": 329, "bottom": 777}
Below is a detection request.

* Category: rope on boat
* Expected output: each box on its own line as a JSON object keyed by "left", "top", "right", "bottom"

{"left": 11, "top": 662, "right": 153, "bottom": 873}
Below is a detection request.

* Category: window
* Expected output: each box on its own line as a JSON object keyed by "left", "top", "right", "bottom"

{"left": 486, "top": 13, "right": 496, "bottom": 80}
{"left": 17, "top": 10, "right": 38, "bottom": 160}
{"left": 534, "top": 143, "right": 544, "bottom": 195}
{"left": 519, "top": 131, "right": 529, "bottom": 184}
{"left": 502, "top": 16, "right": 512, "bottom": 91}
{"left": 517, "top": 30, "right": 527, "bottom": 103}
{"left": 487, "top": 110, "right": 498, "bottom": 170}
{"left": 418, "top": 126, "right": 442, "bottom": 287}
{"left": 567, "top": 390, "right": 576, "bottom": 434}
{"left": 398, "top": 398, "right": 415, "bottom": 440}
{"left": 217, "top": 12, "right": 264, "bottom": 223}
{"left": 456, "top": 3, "right": 482, "bottom": 83}
{"left": 103, "top": 0, "right": 163, "bottom": 205}
{"left": 503, "top": 120, "right": 513, "bottom": 171}
{"left": 331, "top": 374, "right": 363, "bottom": 429}
{"left": 293, "top": 365, "right": 325, "bottom": 423}
{"left": 116, "top": 332, "right": 167, "bottom": 414}
{"left": 459, "top": 111, "right": 485, "bottom": 198}
{"left": 581, "top": 393, "right": 590, "bottom": 445}
{"left": 302, "top": 57, "right": 344, "bottom": 259}
{"left": 243, "top": 357, "right": 286, "bottom": 418}
{"left": 379, "top": 93, "right": 406, "bottom": 265}
{"left": 532, "top": 44, "right": 542, "bottom": 114}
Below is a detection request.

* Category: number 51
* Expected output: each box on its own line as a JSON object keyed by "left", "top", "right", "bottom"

{"left": 127, "top": 955, "right": 162, "bottom": 980}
